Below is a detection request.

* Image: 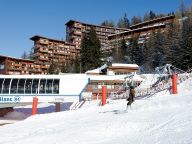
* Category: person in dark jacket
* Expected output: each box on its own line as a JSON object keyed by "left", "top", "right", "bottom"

{"left": 127, "top": 86, "right": 135, "bottom": 108}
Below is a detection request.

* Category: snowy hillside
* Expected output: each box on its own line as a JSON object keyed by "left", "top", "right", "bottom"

{"left": 0, "top": 78, "right": 192, "bottom": 144}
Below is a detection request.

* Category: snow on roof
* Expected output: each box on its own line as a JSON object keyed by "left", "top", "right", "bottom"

{"left": 85, "top": 63, "right": 139, "bottom": 74}
{"left": 85, "top": 64, "right": 107, "bottom": 74}
{"left": 111, "top": 63, "right": 139, "bottom": 68}
{"left": 88, "top": 74, "right": 143, "bottom": 82}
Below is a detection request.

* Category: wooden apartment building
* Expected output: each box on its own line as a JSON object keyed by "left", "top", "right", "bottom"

{"left": 30, "top": 35, "right": 77, "bottom": 74}
{"left": 108, "top": 15, "right": 175, "bottom": 48}
{"left": 0, "top": 55, "right": 42, "bottom": 75}
{"left": 65, "top": 20, "right": 129, "bottom": 52}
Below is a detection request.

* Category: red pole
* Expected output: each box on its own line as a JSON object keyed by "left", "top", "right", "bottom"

{"left": 172, "top": 74, "right": 178, "bottom": 94}
{"left": 55, "top": 102, "right": 61, "bottom": 112}
{"left": 102, "top": 85, "right": 107, "bottom": 106}
{"left": 32, "top": 97, "right": 38, "bottom": 115}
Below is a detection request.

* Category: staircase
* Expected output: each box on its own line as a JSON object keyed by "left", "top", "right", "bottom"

{"left": 70, "top": 100, "right": 86, "bottom": 110}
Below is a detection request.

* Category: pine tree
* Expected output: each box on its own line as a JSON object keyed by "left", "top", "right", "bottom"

{"left": 73, "top": 55, "right": 81, "bottom": 73}
{"left": 80, "top": 27, "right": 102, "bottom": 72}
{"left": 149, "top": 10, "right": 156, "bottom": 20}
{"left": 21, "top": 51, "right": 28, "bottom": 59}
{"left": 123, "top": 13, "right": 130, "bottom": 28}
{"left": 28, "top": 48, "right": 35, "bottom": 60}
{"left": 80, "top": 33, "right": 89, "bottom": 72}
{"left": 180, "top": 0, "right": 186, "bottom": 17}
{"left": 112, "top": 39, "right": 128, "bottom": 63}
{"left": 131, "top": 16, "right": 142, "bottom": 25}
{"left": 101, "top": 20, "right": 115, "bottom": 27}
{"left": 153, "top": 30, "right": 166, "bottom": 67}
{"left": 164, "top": 20, "right": 182, "bottom": 68}
{"left": 88, "top": 26, "right": 102, "bottom": 69}
{"left": 60, "top": 62, "right": 68, "bottom": 73}
{"left": 117, "top": 18, "right": 124, "bottom": 28}
{"left": 180, "top": 8, "right": 192, "bottom": 70}
{"left": 143, "top": 13, "right": 151, "bottom": 22}
{"left": 117, "top": 13, "right": 130, "bottom": 28}
{"left": 48, "top": 62, "right": 60, "bottom": 74}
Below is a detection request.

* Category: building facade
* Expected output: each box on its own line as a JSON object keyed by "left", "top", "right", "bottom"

{"left": 65, "top": 20, "right": 129, "bottom": 52}
{"left": 30, "top": 35, "right": 77, "bottom": 74}
{"left": 0, "top": 55, "right": 43, "bottom": 75}
{"left": 108, "top": 15, "right": 175, "bottom": 48}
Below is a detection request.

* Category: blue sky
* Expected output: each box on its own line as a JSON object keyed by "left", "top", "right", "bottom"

{"left": 0, "top": 0, "right": 192, "bottom": 58}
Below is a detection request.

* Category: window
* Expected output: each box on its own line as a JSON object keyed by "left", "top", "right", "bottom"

{"left": 46, "top": 79, "right": 53, "bottom": 94}
{"left": 53, "top": 79, "right": 59, "bottom": 94}
{"left": 2, "top": 79, "right": 11, "bottom": 94}
{"left": 10, "top": 79, "right": 18, "bottom": 94}
{"left": 39, "top": 79, "right": 46, "bottom": 94}
{"left": 25, "top": 79, "right": 32, "bottom": 94}
{"left": 18, "top": 79, "right": 26, "bottom": 94}
{"left": 0, "top": 79, "right": 4, "bottom": 93}
{"left": 32, "top": 79, "right": 39, "bottom": 94}
{"left": 91, "top": 85, "right": 98, "bottom": 90}
{"left": 0, "top": 64, "right": 4, "bottom": 70}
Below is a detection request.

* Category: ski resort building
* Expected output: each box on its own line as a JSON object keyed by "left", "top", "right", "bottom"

{"left": 108, "top": 15, "right": 175, "bottom": 49}
{"left": 0, "top": 55, "right": 43, "bottom": 75}
{"left": 65, "top": 20, "right": 129, "bottom": 52}
{"left": 0, "top": 63, "right": 142, "bottom": 109}
{"left": 30, "top": 35, "right": 77, "bottom": 74}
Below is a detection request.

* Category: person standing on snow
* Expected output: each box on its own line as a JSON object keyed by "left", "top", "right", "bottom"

{"left": 127, "top": 86, "right": 135, "bottom": 108}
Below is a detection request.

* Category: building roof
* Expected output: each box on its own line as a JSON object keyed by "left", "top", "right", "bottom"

{"left": 85, "top": 63, "right": 139, "bottom": 75}
{"left": 85, "top": 64, "right": 108, "bottom": 74}
{"left": 30, "top": 35, "right": 75, "bottom": 45}
{"left": 108, "top": 24, "right": 166, "bottom": 39}
{"left": 65, "top": 19, "right": 131, "bottom": 31}
{"left": 129, "top": 15, "right": 175, "bottom": 29}
{"left": 0, "top": 54, "right": 34, "bottom": 62}
{"left": 111, "top": 63, "right": 139, "bottom": 68}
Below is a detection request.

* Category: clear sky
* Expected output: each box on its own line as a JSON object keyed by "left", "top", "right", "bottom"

{"left": 0, "top": 0, "right": 192, "bottom": 58}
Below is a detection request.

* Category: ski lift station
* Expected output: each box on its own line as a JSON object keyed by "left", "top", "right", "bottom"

{"left": 0, "top": 74, "right": 90, "bottom": 108}
{"left": 0, "top": 63, "right": 142, "bottom": 108}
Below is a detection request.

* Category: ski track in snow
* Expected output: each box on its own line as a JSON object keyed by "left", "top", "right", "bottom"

{"left": 0, "top": 77, "right": 192, "bottom": 144}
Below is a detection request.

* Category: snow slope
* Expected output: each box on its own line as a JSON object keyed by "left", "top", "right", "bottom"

{"left": 0, "top": 78, "right": 192, "bottom": 144}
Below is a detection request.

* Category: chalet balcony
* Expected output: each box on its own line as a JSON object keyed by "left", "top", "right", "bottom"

{"left": 14, "top": 63, "right": 22, "bottom": 67}
{"left": 29, "top": 68, "right": 42, "bottom": 73}
{"left": 8, "top": 67, "right": 22, "bottom": 71}
{"left": 41, "top": 65, "right": 49, "bottom": 69}
{"left": 74, "top": 24, "right": 82, "bottom": 28}
{"left": 39, "top": 57, "right": 49, "bottom": 61}
{"left": 39, "top": 48, "right": 49, "bottom": 53}
{"left": 74, "top": 31, "right": 82, "bottom": 35}
{"left": 39, "top": 39, "right": 49, "bottom": 45}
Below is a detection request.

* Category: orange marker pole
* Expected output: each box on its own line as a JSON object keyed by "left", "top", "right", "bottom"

{"left": 102, "top": 85, "right": 107, "bottom": 106}
{"left": 172, "top": 74, "right": 178, "bottom": 94}
{"left": 32, "top": 97, "right": 38, "bottom": 115}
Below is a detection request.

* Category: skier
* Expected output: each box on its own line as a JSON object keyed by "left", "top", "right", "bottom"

{"left": 127, "top": 86, "right": 135, "bottom": 108}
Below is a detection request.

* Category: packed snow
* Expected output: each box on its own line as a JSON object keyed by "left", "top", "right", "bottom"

{"left": 0, "top": 76, "right": 192, "bottom": 144}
